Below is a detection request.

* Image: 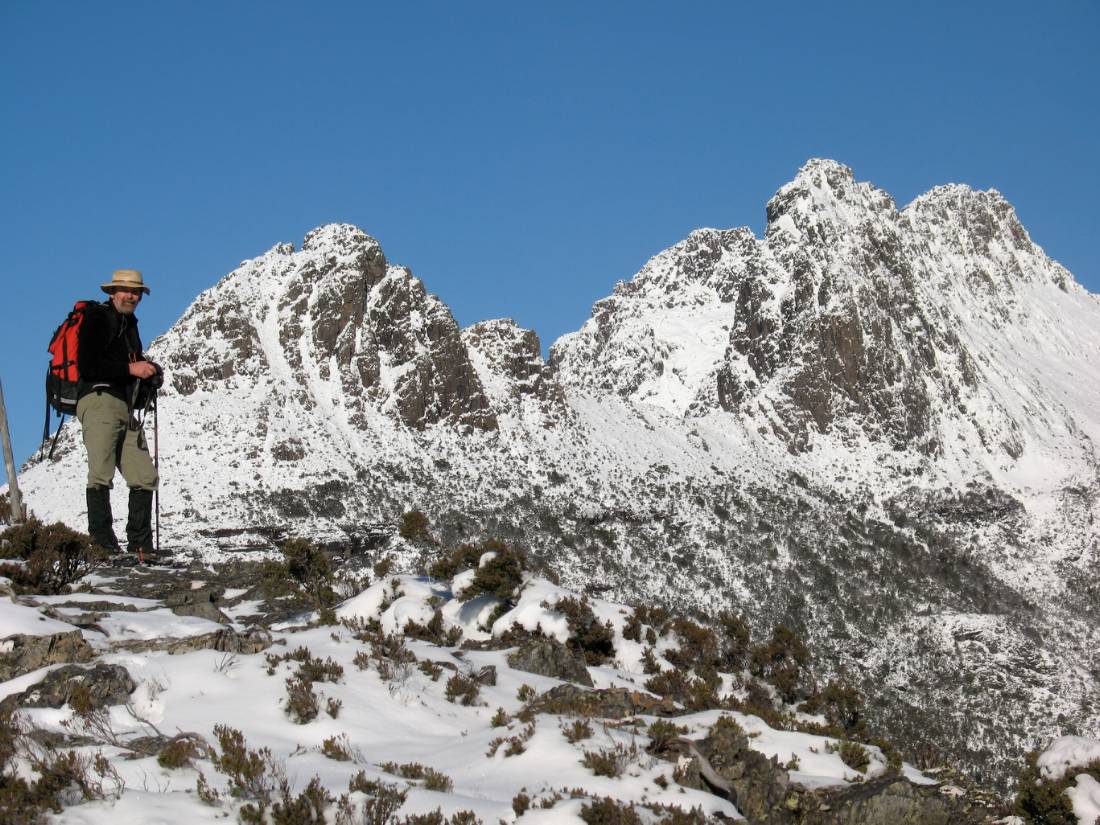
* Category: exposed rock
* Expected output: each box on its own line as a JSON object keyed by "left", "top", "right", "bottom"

{"left": 0, "top": 663, "right": 135, "bottom": 714}
{"left": 506, "top": 637, "right": 593, "bottom": 687}
{"left": 164, "top": 587, "right": 229, "bottom": 623}
{"left": 0, "top": 629, "right": 93, "bottom": 681}
{"left": 111, "top": 625, "right": 272, "bottom": 656}
{"left": 656, "top": 722, "right": 1000, "bottom": 824}
{"left": 473, "top": 664, "right": 497, "bottom": 686}
{"left": 526, "top": 684, "right": 676, "bottom": 719}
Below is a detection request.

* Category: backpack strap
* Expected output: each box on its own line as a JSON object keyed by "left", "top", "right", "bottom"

{"left": 46, "top": 413, "right": 66, "bottom": 460}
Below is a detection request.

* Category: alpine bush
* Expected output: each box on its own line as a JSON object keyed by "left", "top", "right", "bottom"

{"left": 0, "top": 519, "right": 106, "bottom": 594}
{"left": 455, "top": 540, "right": 527, "bottom": 604}
{"left": 260, "top": 538, "right": 338, "bottom": 619}
{"left": 750, "top": 625, "right": 811, "bottom": 704}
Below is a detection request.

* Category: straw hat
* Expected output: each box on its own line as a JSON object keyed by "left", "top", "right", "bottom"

{"left": 100, "top": 269, "right": 151, "bottom": 295}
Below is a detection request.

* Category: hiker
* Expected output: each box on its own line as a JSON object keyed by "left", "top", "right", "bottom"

{"left": 76, "top": 269, "right": 164, "bottom": 561}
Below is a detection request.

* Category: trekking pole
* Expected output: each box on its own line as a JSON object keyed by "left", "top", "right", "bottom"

{"left": 153, "top": 392, "right": 160, "bottom": 556}
{"left": 0, "top": 377, "right": 26, "bottom": 524}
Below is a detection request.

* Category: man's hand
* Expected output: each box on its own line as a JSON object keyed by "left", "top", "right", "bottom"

{"left": 129, "top": 361, "right": 158, "bottom": 380}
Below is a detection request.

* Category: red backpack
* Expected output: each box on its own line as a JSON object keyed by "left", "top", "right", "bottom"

{"left": 43, "top": 300, "right": 99, "bottom": 455}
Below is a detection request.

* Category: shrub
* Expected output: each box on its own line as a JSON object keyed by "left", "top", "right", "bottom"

{"left": 420, "top": 660, "right": 445, "bottom": 681}
{"left": 285, "top": 675, "right": 319, "bottom": 724}
{"left": 321, "top": 735, "right": 353, "bottom": 761}
{"left": 427, "top": 543, "right": 485, "bottom": 581}
{"left": 404, "top": 610, "right": 450, "bottom": 644}
{"left": 621, "top": 610, "right": 643, "bottom": 642}
{"left": 338, "top": 773, "right": 407, "bottom": 824}
{"left": 801, "top": 678, "right": 866, "bottom": 737}
{"left": 749, "top": 625, "right": 811, "bottom": 704}
{"left": 260, "top": 538, "right": 338, "bottom": 617}
{"left": 718, "top": 611, "right": 752, "bottom": 669}
{"left": 827, "top": 739, "right": 870, "bottom": 773}
{"left": 456, "top": 540, "right": 527, "bottom": 604}
{"left": 445, "top": 674, "right": 480, "bottom": 706}
{"left": 643, "top": 670, "right": 720, "bottom": 711}
{"left": 487, "top": 723, "right": 535, "bottom": 758}
{"left": 512, "top": 791, "right": 531, "bottom": 817}
{"left": 561, "top": 718, "right": 594, "bottom": 743}
{"left": 0, "top": 707, "right": 123, "bottom": 823}
{"left": 663, "top": 618, "right": 719, "bottom": 672}
{"left": 399, "top": 510, "right": 433, "bottom": 544}
{"left": 579, "top": 796, "right": 643, "bottom": 825}
{"left": 710, "top": 714, "right": 746, "bottom": 739}
{"left": 380, "top": 762, "right": 454, "bottom": 793}
{"left": 0, "top": 519, "right": 106, "bottom": 594}
{"left": 157, "top": 734, "right": 206, "bottom": 769}
{"left": 555, "top": 596, "right": 615, "bottom": 665}
{"left": 581, "top": 743, "right": 638, "bottom": 778}
{"left": 647, "top": 719, "right": 688, "bottom": 748}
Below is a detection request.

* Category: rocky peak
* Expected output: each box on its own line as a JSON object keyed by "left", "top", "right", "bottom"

{"left": 765, "top": 159, "right": 898, "bottom": 247}
{"left": 903, "top": 185, "right": 1079, "bottom": 296}
{"left": 157, "top": 224, "right": 496, "bottom": 432}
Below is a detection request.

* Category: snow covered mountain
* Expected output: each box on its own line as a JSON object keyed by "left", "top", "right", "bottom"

{"left": 16, "top": 159, "right": 1100, "bottom": 789}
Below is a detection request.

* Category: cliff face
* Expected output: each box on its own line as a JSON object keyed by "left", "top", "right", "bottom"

{"left": 17, "top": 160, "right": 1100, "bottom": 790}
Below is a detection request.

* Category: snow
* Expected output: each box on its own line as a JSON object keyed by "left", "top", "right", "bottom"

{"left": 92, "top": 608, "right": 224, "bottom": 641}
{"left": 2, "top": 564, "right": 947, "bottom": 824}
{"left": 1068, "top": 774, "right": 1100, "bottom": 825}
{"left": 1039, "top": 736, "right": 1100, "bottom": 781}
{"left": 1, "top": 597, "right": 79, "bottom": 637}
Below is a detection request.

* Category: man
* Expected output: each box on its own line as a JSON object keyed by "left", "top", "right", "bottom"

{"left": 76, "top": 269, "right": 164, "bottom": 562}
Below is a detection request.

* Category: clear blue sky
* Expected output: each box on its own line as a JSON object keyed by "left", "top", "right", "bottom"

{"left": 2, "top": 1, "right": 1097, "bottom": 468}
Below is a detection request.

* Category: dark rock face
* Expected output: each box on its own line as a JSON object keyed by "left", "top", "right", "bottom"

{"left": 718, "top": 161, "right": 954, "bottom": 453}
{"left": 506, "top": 637, "right": 593, "bottom": 686}
{"left": 373, "top": 272, "right": 497, "bottom": 432}
{"left": 0, "top": 663, "right": 135, "bottom": 714}
{"left": 0, "top": 630, "right": 94, "bottom": 681}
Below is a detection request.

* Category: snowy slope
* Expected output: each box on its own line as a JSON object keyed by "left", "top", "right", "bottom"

{"left": 13, "top": 160, "right": 1100, "bottom": 790}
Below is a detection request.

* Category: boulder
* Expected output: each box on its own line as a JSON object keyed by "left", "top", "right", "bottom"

{"left": 0, "top": 663, "right": 135, "bottom": 714}
{"left": 0, "top": 629, "right": 93, "bottom": 681}
{"left": 506, "top": 637, "right": 593, "bottom": 687}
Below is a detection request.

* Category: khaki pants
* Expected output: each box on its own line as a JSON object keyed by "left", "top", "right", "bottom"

{"left": 77, "top": 392, "right": 159, "bottom": 491}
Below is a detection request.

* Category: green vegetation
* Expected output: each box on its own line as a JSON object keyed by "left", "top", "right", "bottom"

{"left": 0, "top": 519, "right": 106, "bottom": 595}
{"left": 260, "top": 538, "right": 339, "bottom": 622}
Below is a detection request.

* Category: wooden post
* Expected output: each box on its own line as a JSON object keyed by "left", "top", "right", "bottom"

{"left": 0, "top": 377, "right": 25, "bottom": 524}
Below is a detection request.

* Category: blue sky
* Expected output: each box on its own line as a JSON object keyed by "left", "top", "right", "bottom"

{"left": 1, "top": 1, "right": 1097, "bottom": 468}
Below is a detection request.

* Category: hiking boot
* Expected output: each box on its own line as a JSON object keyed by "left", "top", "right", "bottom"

{"left": 86, "top": 486, "right": 121, "bottom": 553}
{"left": 126, "top": 488, "right": 159, "bottom": 562}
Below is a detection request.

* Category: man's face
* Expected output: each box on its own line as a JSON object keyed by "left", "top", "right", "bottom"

{"left": 110, "top": 287, "right": 143, "bottom": 315}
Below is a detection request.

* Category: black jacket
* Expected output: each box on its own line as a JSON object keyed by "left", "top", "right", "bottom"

{"left": 76, "top": 301, "right": 144, "bottom": 403}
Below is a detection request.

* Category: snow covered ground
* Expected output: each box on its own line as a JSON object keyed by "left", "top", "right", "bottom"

{"left": 0, "top": 555, "right": 999, "bottom": 825}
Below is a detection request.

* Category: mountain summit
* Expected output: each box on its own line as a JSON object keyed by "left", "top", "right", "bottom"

{"left": 16, "top": 160, "right": 1100, "bottom": 788}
